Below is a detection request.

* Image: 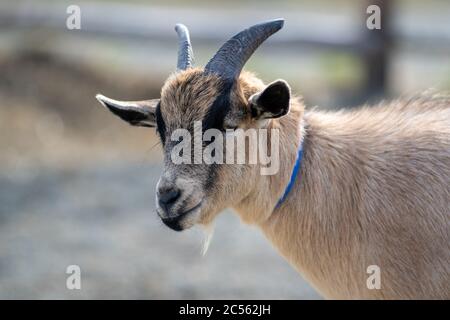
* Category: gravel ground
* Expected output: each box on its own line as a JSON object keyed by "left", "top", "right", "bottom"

{"left": 0, "top": 163, "right": 320, "bottom": 299}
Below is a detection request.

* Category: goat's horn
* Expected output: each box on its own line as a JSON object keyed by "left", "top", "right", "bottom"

{"left": 204, "top": 19, "right": 284, "bottom": 80}
{"left": 175, "top": 23, "right": 194, "bottom": 70}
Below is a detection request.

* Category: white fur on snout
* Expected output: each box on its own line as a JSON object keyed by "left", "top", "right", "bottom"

{"left": 177, "top": 202, "right": 203, "bottom": 230}
{"left": 155, "top": 175, "right": 205, "bottom": 228}
{"left": 174, "top": 177, "right": 204, "bottom": 212}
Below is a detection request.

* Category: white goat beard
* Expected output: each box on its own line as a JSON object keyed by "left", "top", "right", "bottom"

{"left": 201, "top": 223, "right": 215, "bottom": 256}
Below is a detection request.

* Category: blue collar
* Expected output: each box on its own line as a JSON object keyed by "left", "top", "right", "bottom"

{"left": 275, "top": 143, "right": 303, "bottom": 209}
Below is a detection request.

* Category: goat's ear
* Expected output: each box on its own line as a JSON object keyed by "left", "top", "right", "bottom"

{"left": 249, "top": 79, "right": 290, "bottom": 120}
{"left": 95, "top": 94, "right": 158, "bottom": 127}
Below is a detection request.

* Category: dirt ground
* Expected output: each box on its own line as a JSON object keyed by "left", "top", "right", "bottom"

{"left": 0, "top": 52, "right": 320, "bottom": 299}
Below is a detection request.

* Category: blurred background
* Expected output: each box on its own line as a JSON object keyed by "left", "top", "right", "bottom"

{"left": 0, "top": 0, "right": 449, "bottom": 299}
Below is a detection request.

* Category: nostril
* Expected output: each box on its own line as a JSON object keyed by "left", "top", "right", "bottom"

{"left": 158, "top": 188, "right": 181, "bottom": 206}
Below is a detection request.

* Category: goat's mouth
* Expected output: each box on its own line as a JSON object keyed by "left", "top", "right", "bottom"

{"left": 160, "top": 201, "right": 203, "bottom": 231}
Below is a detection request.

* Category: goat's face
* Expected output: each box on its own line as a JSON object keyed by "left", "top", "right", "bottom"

{"left": 156, "top": 69, "right": 249, "bottom": 230}
{"left": 96, "top": 20, "right": 290, "bottom": 231}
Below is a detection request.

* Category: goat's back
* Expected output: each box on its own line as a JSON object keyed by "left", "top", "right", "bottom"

{"left": 292, "top": 94, "right": 450, "bottom": 299}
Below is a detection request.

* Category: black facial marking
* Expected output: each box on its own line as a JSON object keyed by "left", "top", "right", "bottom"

{"left": 205, "top": 163, "right": 219, "bottom": 191}
{"left": 202, "top": 80, "right": 233, "bottom": 132}
{"left": 201, "top": 80, "right": 234, "bottom": 190}
{"left": 155, "top": 102, "right": 166, "bottom": 145}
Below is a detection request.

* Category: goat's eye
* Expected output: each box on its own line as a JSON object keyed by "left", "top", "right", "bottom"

{"left": 223, "top": 124, "right": 238, "bottom": 131}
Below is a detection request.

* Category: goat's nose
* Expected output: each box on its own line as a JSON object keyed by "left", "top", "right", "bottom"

{"left": 158, "top": 187, "right": 181, "bottom": 210}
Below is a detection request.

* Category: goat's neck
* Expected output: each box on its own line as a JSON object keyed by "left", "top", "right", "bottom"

{"left": 235, "top": 106, "right": 365, "bottom": 298}
{"left": 234, "top": 102, "right": 304, "bottom": 224}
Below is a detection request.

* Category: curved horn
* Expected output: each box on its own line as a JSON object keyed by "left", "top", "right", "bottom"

{"left": 204, "top": 19, "right": 284, "bottom": 80}
{"left": 175, "top": 23, "right": 194, "bottom": 70}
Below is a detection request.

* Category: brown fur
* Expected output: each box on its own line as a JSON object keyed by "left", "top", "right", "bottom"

{"left": 234, "top": 88, "right": 450, "bottom": 299}
{"left": 100, "top": 68, "right": 450, "bottom": 299}
{"left": 160, "top": 71, "right": 450, "bottom": 298}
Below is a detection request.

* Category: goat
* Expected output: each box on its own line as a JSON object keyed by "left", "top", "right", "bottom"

{"left": 96, "top": 20, "right": 450, "bottom": 299}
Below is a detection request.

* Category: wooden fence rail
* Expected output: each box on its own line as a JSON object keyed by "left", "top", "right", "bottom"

{"left": 1, "top": 0, "right": 449, "bottom": 104}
